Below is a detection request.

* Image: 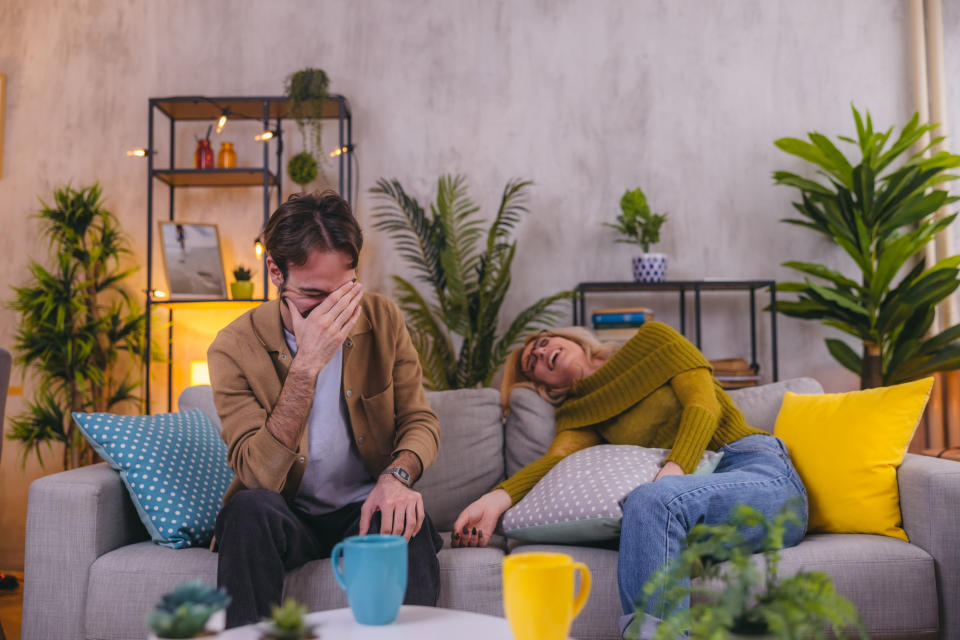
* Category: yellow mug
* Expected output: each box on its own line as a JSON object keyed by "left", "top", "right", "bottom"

{"left": 502, "top": 552, "right": 592, "bottom": 640}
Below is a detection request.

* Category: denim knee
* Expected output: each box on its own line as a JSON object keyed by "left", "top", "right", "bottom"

{"left": 622, "top": 483, "right": 672, "bottom": 522}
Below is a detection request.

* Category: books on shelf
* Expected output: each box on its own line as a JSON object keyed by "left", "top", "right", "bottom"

{"left": 592, "top": 307, "right": 654, "bottom": 327}
{"left": 592, "top": 307, "right": 654, "bottom": 343}
{"left": 709, "top": 357, "right": 760, "bottom": 389}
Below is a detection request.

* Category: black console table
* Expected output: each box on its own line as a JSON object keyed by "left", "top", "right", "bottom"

{"left": 573, "top": 280, "right": 778, "bottom": 381}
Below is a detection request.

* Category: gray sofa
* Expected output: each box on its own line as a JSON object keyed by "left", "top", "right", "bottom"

{"left": 21, "top": 378, "right": 960, "bottom": 640}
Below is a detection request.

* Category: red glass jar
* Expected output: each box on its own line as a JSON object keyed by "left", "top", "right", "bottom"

{"left": 194, "top": 139, "right": 214, "bottom": 169}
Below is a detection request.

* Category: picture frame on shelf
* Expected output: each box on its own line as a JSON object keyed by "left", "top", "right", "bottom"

{"left": 158, "top": 221, "right": 228, "bottom": 299}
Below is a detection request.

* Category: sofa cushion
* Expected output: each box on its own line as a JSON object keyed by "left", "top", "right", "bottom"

{"left": 511, "top": 533, "right": 938, "bottom": 640}
{"left": 505, "top": 387, "right": 556, "bottom": 476}
{"left": 86, "top": 540, "right": 507, "bottom": 639}
{"left": 73, "top": 409, "right": 233, "bottom": 549}
{"left": 501, "top": 445, "right": 722, "bottom": 543}
{"left": 726, "top": 377, "right": 823, "bottom": 432}
{"left": 775, "top": 379, "right": 933, "bottom": 541}
{"left": 417, "top": 388, "right": 505, "bottom": 531}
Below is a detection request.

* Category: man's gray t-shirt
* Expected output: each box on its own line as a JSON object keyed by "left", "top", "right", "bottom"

{"left": 284, "top": 329, "right": 376, "bottom": 515}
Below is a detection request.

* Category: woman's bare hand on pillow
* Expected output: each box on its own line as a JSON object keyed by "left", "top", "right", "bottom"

{"left": 654, "top": 461, "right": 684, "bottom": 482}
{"left": 451, "top": 489, "right": 512, "bottom": 548}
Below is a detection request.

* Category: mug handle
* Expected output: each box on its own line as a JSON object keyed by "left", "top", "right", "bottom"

{"left": 571, "top": 561, "right": 592, "bottom": 620}
{"left": 330, "top": 541, "right": 348, "bottom": 591}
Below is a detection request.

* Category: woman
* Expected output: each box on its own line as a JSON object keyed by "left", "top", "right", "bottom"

{"left": 451, "top": 322, "right": 807, "bottom": 633}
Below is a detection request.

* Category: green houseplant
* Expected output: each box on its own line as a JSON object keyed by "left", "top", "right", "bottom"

{"left": 370, "top": 175, "right": 573, "bottom": 390}
{"left": 230, "top": 264, "right": 255, "bottom": 299}
{"left": 8, "top": 184, "right": 149, "bottom": 469}
{"left": 285, "top": 67, "right": 329, "bottom": 185}
{"left": 631, "top": 505, "right": 863, "bottom": 640}
{"left": 146, "top": 580, "right": 230, "bottom": 639}
{"left": 774, "top": 105, "right": 960, "bottom": 389}
{"left": 604, "top": 186, "right": 669, "bottom": 282}
{"left": 259, "top": 598, "right": 316, "bottom": 640}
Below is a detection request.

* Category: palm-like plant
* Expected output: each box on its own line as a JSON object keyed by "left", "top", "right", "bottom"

{"left": 370, "top": 175, "right": 573, "bottom": 390}
{"left": 8, "top": 185, "right": 149, "bottom": 468}
{"left": 773, "top": 105, "right": 960, "bottom": 388}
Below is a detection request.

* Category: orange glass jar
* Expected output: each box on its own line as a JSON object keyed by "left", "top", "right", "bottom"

{"left": 217, "top": 142, "right": 237, "bottom": 169}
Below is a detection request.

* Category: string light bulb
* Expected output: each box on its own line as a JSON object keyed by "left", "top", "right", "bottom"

{"left": 254, "top": 130, "right": 274, "bottom": 142}
{"left": 151, "top": 289, "right": 167, "bottom": 299}
{"left": 329, "top": 144, "right": 355, "bottom": 157}
{"left": 216, "top": 111, "right": 229, "bottom": 134}
{"left": 126, "top": 148, "right": 150, "bottom": 157}
{"left": 254, "top": 240, "right": 264, "bottom": 258}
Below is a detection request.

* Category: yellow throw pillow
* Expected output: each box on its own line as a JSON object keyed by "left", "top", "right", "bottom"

{"left": 773, "top": 377, "right": 933, "bottom": 541}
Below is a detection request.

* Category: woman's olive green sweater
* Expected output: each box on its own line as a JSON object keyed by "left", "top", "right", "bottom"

{"left": 498, "top": 322, "right": 765, "bottom": 503}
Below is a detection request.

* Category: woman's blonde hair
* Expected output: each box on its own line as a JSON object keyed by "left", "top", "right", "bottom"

{"left": 499, "top": 326, "right": 620, "bottom": 415}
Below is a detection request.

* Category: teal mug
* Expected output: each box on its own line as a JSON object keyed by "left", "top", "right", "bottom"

{"left": 330, "top": 534, "right": 408, "bottom": 625}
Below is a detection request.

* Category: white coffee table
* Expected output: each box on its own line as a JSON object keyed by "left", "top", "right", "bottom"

{"left": 218, "top": 605, "right": 542, "bottom": 639}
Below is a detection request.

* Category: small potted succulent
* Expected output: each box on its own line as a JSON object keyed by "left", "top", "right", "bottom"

{"left": 146, "top": 580, "right": 231, "bottom": 639}
{"left": 230, "top": 265, "right": 255, "bottom": 299}
{"left": 258, "top": 598, "right": 317, "bottom": 640}
{"left": 604, "top": 186, "right": 668, "bottom": 282}
{"left": 628, "top": 504, "right": 864, "bottom": 639}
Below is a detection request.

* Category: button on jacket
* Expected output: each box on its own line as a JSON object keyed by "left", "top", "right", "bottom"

{"left": 207, "top": 292, "right": 440, "bottom": 508}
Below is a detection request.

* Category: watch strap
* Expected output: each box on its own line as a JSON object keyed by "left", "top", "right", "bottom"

{"left": 381, "top": 466, "right": 412, "bottom": 487}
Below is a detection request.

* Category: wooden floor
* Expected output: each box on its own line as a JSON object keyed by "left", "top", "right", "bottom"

{"left": 0, "top": 571, "right": 23, "bottom": 640}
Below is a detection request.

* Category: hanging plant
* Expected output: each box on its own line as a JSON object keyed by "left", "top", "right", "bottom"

{"left": 287, "top": 151, "right": 319, "bottom": 187}
{"left": 285, "top": 67, "right": 329, "bottom": 183}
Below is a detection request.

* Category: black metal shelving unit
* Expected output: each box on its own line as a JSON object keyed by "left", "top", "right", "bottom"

{"left": 145, "top": 95, "right": 353, "bottom": 413}
{"left": 573, "top": 280, "right": 779, "bottom": 381}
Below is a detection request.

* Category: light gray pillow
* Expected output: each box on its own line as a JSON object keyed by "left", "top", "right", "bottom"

{"left": 501, "top": 445, "right": 723, "bottom": 543}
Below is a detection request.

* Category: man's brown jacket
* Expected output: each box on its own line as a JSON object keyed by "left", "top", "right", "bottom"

{"left": 207, "top": 292, "right": 440, "bottom": 508}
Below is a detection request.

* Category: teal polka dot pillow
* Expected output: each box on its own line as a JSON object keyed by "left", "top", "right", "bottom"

{"left": 72, "top": 409, "right": 233, "bottom": 549}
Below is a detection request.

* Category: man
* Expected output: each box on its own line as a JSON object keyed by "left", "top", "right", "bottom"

{"left": 208, "top": 190, "right": 442, "bottom": 628}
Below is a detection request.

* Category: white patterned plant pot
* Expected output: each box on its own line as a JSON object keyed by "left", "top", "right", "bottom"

{"left": 632, "top": 253, "right": 667, "bottom": 282}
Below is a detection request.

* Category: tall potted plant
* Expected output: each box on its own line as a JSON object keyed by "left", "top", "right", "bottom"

{"left": 774, "top": 105, "right": 960, "bottom": 388}
{"left": 8, "top": 184, "right": 149, "bottom": 468}
{"left": 370, "top": 175, "right": 573, "bottom": 390}
{"left": 604, "top": 186, "right": 668, "bottom": 282}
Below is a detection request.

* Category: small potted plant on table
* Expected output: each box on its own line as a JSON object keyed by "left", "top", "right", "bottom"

{"left": 629, "top": 504, "right": 863, "bottom": 639}
{"left": 258, "top": 599, "right": 317, "bottom": 640}
{"left": 146, "top": 580, "right": 231, "bottom": 639}
{"left": 230, "top": 265, "right": 254, "bottom": 299}
{"left": 604, "top": 186, "right": 668, "bottom": 282}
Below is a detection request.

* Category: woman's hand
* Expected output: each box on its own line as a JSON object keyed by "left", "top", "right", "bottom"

{"left": 654, "top": 460, "right": 684, "bottom": 482}
{"left": 451, "top": 489, "right": 513, "bottom": 548}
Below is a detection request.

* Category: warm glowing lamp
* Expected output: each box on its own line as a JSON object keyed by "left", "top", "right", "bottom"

{"left": 190, "top": 361, "right": 210, "bottom": 386}
{"left": 126, "top": 148, "right": 148, "bottom": 157}
{"left": 255, "top": 240, "right": 264, "bottom": 258}
{"left": 254, "top": 130, "right": 274, "bottom": 142}
{"left": 152, "top": 289, "right": 168, "bottom": 299}
{"left": 216, "top": 112, "right": 229, "bottom": 134}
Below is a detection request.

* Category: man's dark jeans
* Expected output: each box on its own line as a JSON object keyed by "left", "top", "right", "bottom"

{"left": 215, "top": 489, "right": 443, "bottom": 628}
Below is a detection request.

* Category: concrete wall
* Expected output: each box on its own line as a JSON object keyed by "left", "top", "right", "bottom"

{"left": 0, "top": 0, "right": 946, "bottom": 569}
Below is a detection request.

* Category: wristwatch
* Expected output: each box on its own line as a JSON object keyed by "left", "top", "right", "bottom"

{"left": 381, "top": 466, "right": 413, "bottom": 487}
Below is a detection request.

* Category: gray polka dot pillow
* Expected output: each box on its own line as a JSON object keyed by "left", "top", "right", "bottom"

{"left": 501, "top": 445, "right": 722, "bottom": 543}
{"left": 73, "top": 409, "right": 234, "bottom": 548}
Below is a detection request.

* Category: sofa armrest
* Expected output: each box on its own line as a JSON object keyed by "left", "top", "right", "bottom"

{"left": 898, "top": 453, "right": 960, "bottom": 640}
{"left": 22, "top": 462, "right": 148, "bottom": 640}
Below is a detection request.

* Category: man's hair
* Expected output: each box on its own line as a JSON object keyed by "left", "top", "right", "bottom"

{"left": 261, "top": 190, "right": 363, "bottom": 278}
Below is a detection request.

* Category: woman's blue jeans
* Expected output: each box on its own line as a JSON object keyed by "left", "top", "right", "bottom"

{"left": 617, "top": 434, "right": 808, "bottom": 616}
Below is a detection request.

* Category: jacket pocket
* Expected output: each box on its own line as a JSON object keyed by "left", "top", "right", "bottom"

{"left": 360, "top": 380, "right": 395, "bottom": 454}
